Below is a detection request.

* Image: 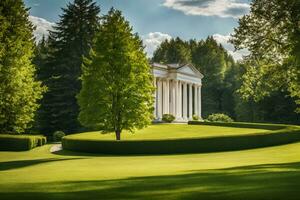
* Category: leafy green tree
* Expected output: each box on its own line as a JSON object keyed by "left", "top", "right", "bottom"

{"left": 37, "top": 0, "right": 100, "bottom": 135}
{"left": 234, "top": 62, "right": 300, "bottom": 124}
{"left": 191, "top": 37, "right": 234, "bottom": 117}
{"left": 152, "top": 37, "right": 191, "bottom": 64}
{"left": 78, "top": 8, "right": 154, "bottom": 140}
{"left": 231, "top": 0, "right": 300, "bottom": 112}
{"left": 152, "top": 36, "right": 236, "bottom": 118}
{"left": 0, "top": 0, "right": 46, "bottom": 133}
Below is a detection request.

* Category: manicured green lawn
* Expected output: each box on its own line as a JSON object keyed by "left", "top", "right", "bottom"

{"left": 1, "top": 126, "right": 300, "bottom": 200}
{"left": 67, "top": 124, "right": 269, "bottom": 140}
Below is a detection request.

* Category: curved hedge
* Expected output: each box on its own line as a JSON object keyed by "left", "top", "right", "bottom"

{"left": 0, "top": 134, "right": 47, "bottom": 151}
{"left": 62, "top": 122, "right": 300, "bottom": 155}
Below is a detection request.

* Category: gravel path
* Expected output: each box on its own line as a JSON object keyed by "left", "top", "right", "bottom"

{"left": 50, "top": 144, "right": 62, "bottom": 153}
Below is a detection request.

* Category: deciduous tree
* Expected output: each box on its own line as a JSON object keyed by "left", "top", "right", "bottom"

{"left": 231, "top": 0, "right": 300, "bottom": 112}
{"left": 0, "top": 0, "right": 46, "bottom": 133}
{"left": 78, "top": 8, "right": 154, "bottom": 140}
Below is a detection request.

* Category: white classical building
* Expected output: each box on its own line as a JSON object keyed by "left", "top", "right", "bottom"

{"left": 152, "top": 63, "right": 204, "bottom": 122}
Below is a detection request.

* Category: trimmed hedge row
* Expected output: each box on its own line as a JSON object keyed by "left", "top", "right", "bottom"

{"left": 0, "top": 134, "right": 47, "bottom": 151}
{"left": 62, "top": 122, "right": 300, "bottom": 155}
{"left": 188, "top": 121, "right": 289, "bottom": 130}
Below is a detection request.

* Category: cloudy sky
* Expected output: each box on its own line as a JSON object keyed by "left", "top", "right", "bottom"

{"left": 24, "top": 0, "right": 250, "bottom": 60}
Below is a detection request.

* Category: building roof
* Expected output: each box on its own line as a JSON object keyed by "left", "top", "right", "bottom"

{"left": 152, "top": 62, "right": 204, "bottom": 79}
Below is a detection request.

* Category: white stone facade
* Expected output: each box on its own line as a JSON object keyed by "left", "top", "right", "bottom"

{"left": 152, "top": 63, "right": 203, "bottom": 122}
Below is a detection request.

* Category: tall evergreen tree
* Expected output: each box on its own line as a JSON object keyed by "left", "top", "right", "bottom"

{"left": 0, "top": 0, "right": 45, "bottom": 133}
{"left": 78, "top": 8, "right": 154, "bottom": 140}
{"left": 38, "top": 0, "right": 100, "bottom": 135}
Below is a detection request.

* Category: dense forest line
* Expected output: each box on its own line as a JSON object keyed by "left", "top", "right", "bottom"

{"left": 1, "top": 0, "right": 299, "bottom": 137}
{"left": 152, "top": 37, "right": 300, "bottom": 125}
{"left": 30, "top": 0, "right": 300, "bottom": 135}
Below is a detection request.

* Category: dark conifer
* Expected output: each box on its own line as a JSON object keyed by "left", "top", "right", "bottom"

{"left": 37, "top": 0, "right": 100, "bottom": 135}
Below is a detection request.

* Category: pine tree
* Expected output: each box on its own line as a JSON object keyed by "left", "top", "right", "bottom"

{"left": 0, "top": 0, "right": 46, "bottom": 133}
{"left": 37, "top": 0, "right": 100, "bottom": 135}
{"left": 78, "top": 8, "right": 154, "bottom": 140}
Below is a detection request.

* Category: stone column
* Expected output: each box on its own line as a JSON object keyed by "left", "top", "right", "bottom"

{"left": 188, "top": 83, "right": 193, "bottom": 120}
{"left": 157, "top": 78, "right": 163, "bottom": 119}
{"left": 177, "top": 81, "right": 182, "bottom": 120}
{"left": 162, "top": 79, "right": 166, "bottom": 114}
{"left": 194, "top": 84, "right": 198, "bottom": 116}
{"left": 163, "top": 79, "right": 169, "bottom": 115}
{"left": 174, "top": 80, "right": 178, "bottom": 119}
{"left": 153, "top": 77, "right": 157, "bottom": 119}
{"left": 166, "top": 79, "right": 170, "bottom": 114}
{"left": 198, "top": 85, "right": 202, "bottom": 119}
{"left": 171, "top": 80, "right": 176, "bottom": 116}
{"left": 182, "top": 82, "right": 188, "bottom": 121}
{"left": 169, "top": 80, "right": 172, "bottom": 115}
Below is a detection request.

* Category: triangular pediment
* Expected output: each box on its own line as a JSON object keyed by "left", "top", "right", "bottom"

{"left": 152, "top": 62, "right": 204, "bottom": 79}
{"left": 176, "top": 64, "right": 203, "bottom": 78}
{"left": 177, "top": 65, "right": 195, "bottom": 74}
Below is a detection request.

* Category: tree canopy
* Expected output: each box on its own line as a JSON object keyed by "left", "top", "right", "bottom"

{"left": 152, "top": 36, "right": 236, "bottom": 118}
{"left": 78, "top": 8, "right": 154, "bottom": 140}
{"left": 36, "top": 0, "right": 101, "bottom": 135}
{"left": 0, "top": 0, "right": 46, "bottom": 133}
{"left": 231, "top": 0, "right": 300, "bottom": 112}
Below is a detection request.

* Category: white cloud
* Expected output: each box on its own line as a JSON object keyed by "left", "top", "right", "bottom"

{"left": 142, "top": 32, "right": 172, "bottom": 58}
{"left": 213, "top": 33, "right": 249, "bottom": 60}
{"left": 163, "top": 0, "right": 250, "bottom": 18}
{"left": 29, "top": 16, "right": 55, "bottom": 42}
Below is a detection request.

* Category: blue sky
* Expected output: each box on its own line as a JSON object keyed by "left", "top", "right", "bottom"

{"left": 24, "top": 0, "right": 251, "bottom": 60}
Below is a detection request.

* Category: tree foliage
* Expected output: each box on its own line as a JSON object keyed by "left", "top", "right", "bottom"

{"left": 152, "top": 36, "right": 236, "bottom": 118}
{"left": 231, "top": 0, "right": 300, "bottom": 112}
{"left": 233, "top": 62, "right": 300, "bottom": 125}
{"left": 36, "top": 0, "right": 100, "bottom": 135}
{"left": 152, "top": 37, "right": 191, "bottom": 64}
{"left": 191, "top": 37, "right": 235, "bottom": 117}
{"left": 78, "top": 8, "right": 154, "bottom": 140}
{"left": 0, "top": 0, "right": 46, "bottom": 133}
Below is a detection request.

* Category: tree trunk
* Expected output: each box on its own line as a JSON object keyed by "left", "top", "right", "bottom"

{"left": 115, "top": 130, "right": 121, "bottom": 141}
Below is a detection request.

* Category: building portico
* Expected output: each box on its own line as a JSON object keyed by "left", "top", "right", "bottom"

{"left": 152, "top": 63, "right": 203, "bottom": 122}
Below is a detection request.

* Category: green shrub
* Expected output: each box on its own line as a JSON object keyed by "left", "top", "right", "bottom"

{"left": 162, "top": 114, "right": 175, "bottom": 123}
{"left": 192, "top": 115, "right": 199, "bottom": 121}
{"left": 0, "top": 134, "right": 47, "bottom": 151}
{"left": 63, "top": 122, "right": 300, "bottom": 154}
{"left": 36, "top": 136, "right": 47, "bottom": 146}
{"left": 53, "top": 131, "right": 65, "bottom": 142}
{"left": 207, "top": 113, "right": 234, "bottom": 123}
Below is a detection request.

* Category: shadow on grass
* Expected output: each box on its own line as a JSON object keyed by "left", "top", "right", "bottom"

{"left": 0, "top": 158, "right": 84, "bottom": 171}
{"left": 1, "top": 162, "right": 300, "bottom": 200}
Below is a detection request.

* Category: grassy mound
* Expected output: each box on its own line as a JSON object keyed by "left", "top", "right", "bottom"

{"left": 0, "top": 134, "right": 47, "bottom": 151}
{"left": 63, "top": 123, "right": 300, "bottom": 154}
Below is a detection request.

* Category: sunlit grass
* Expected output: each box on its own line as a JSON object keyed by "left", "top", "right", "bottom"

{"left": 67, "top": 124, "right": 268, "bottom": 141}
{"left": 1, "top": 124, "right": 300, "bottom": 199}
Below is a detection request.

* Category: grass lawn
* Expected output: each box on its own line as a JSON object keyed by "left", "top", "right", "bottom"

{"left": 67, "top": 124, "right": 269, "bottom": 140}
{"left": 1, "top": 124, "right": 300, "bottom": 200}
